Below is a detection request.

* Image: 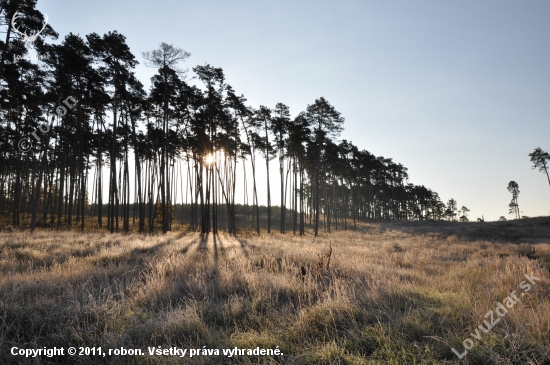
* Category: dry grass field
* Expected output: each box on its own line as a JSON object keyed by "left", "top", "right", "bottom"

{"left": 1, "top": 218, "right": 549, "bottom": 364}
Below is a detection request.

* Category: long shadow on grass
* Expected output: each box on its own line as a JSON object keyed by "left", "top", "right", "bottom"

{"left": 233, "top": 236, "right": 261, "bottom": 259}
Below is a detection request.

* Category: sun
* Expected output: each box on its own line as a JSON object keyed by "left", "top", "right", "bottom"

{"left": 205, "top": 153, "right": 214, "bottom": 165}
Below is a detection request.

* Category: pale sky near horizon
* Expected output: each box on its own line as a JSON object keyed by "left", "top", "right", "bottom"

{"left": 35, "top": 0, "right": 550, "bottom": 221}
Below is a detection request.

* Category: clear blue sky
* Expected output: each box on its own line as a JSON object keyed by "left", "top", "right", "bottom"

{"left": 38, "top": 0, "right": 550, "bottom": 221}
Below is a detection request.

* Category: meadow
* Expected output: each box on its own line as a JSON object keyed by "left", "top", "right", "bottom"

{"left": 1, "top": 218, "right": 549, "bottom": 364}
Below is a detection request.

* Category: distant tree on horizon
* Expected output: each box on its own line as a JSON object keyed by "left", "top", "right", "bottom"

{"left": 459, "top": 206, "right": 470, "bottom": 222}
{"left": 529, "top": 147, "right": 550, "bottom": 187}
{"left": 507, "top": 181, "right": 520, "bottom": 219}
{"left": 445, "top": 199, "right": 457, "bottom": 221}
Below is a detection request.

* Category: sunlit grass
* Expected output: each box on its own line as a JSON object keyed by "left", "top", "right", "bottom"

{"left": 1, "top": 219, "right": 549, "bottom": 364}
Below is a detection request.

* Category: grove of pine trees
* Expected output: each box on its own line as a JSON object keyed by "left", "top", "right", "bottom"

{"left": 1, "top": 1, "right": 461, "bottom": 235}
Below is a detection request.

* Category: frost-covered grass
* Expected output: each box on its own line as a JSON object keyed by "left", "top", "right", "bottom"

{"left": 1, "top": 219, "right": 549, "bottom": 364}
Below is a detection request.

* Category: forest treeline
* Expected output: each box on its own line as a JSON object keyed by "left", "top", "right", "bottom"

{"left": 0, "top": 1, "right": 467, "bottom": 235}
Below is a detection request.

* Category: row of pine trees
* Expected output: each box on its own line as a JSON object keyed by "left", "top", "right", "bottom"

{"left": 0, "top": 1, "right": 466, "bottom": 235}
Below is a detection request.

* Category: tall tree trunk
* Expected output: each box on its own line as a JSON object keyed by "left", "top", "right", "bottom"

{"left": 130, "top": 116, "right": 144, "bottom": 233}
{"left": 293, "top": 157, "right": 297, "bottom": 235}
{"left": 109, "top": 104, "right": 118, "bottom": 232}
{"left": 57, "top": 152, "right": 65, "bottom": 228}
{"left": 160, "top": 70, "right": 169, "bottom": 234}
{"left": 12, "top": 165, "right": 20, "bottom": 227}
{"left": 97, "top": 143, "right": 103, "bottom": 228}
{"left": 279, "top": 140, "right": 284, "bottom": 233}
{"left": 31, "top": 146, "right": 49, "bottom": 231}
{"left": 67, "top": 152, "right": 75, "bottom": 229}
{"left": 264, "top": 122, "right": 271, "bottom": 234}
{"left": 299, "top": 161, "right": 304, "bottom": 236}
